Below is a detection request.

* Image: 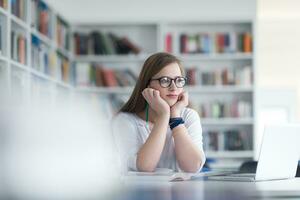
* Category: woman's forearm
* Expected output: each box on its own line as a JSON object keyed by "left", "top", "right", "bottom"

{"left": 173, "top": 125, "right": 205, "bottom": 173}
{"left": 136, "top": 114, "right": 169, "bottom": 172}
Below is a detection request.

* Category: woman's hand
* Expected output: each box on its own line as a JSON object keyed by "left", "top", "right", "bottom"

{"left": 170, "top": 91, "right": 189, "bottom": 118}
{"left": 142, "top": 88, "right": 170, "bottom": 118}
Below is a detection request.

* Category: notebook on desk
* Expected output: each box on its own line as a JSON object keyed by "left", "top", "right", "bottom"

{"left": 169, "top": 171, "right": 233, "bottom": 182}
{"left": 208, "top": 124, "right": 300, "bottom": 182}
{"left": 125, "top": 168, "right": 231, "bottom": 182}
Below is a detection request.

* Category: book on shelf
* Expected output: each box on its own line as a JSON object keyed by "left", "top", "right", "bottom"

{"left": 203, "top": 129, "right": 252, "bottom": 152}
{"left": 75, "top": 63, "right": 90, "bottom": 86}
{"left": 0, "top": 0, "right": 7, "bottom": 9}
{"left": 89, "top": 31, "right": 116, "bottom": 55}
{"left": 31, "top": 0, "right": 52, "bottom": 38}
{"left": 190, "top": 99, "right": 252, "bottom": 119}
{"left": 49, "top": 52, "right": 57, "bottom": 78}
{"left": 180, "top": 34, "right": 188, "bottom": 54}
{"left": 180, "top": 33, "right": 212, "bottom": 54}
{"left": 31, "top": 0, "right": 37, "bottom": 27}
{"left": 186, "top": 67, "right": 197, "bottom": 85}
{"left": 186, "top": 65, "right": 252, "bottom": 86}
{"left": 75, "top": 63, "right": 138, "bottom": 87}
{"left": 31, "top": 35, "right": 47, "bottom": 71}
{"left": 56, "top": 16, "right": 70, "bottom": 50}
{"left": 215, "top": 32, "right": 252, "bottom": 53}
{"left": 176, "top": 32, "right": 252, "bottom": 54}
{"left": 11, "top": 30, "right": 26, "bottom": 64}
{"left": 31, "top": 34, "right": 58, "bottom": 77}
{"left": 100, "top": 68, "right": 118, "bottom": 87}
{"left": 74, "top": 31, "right": 141, "bottom": 55}
{"left": 164, "top": 33, "right": 172, "bottom": 53}
{"left": 57, "top": 52, "right": 70, "bottom": 83}
{"left": 11, "top": 0, "right": 26, "bottom": 21}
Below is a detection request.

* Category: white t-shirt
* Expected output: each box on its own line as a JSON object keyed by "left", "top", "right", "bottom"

{"left": 111, "top": 107, "right": 206, "bottom": 173}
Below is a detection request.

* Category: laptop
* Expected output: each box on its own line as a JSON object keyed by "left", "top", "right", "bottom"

{"left": 208, "top": 124, "right": 300, "bottom": 182}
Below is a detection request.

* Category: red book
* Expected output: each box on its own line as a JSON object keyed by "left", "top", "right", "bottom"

{"left": 187, "top": 68, "right": 196, "bottom": 85}
{"left": 101, "top": 68, "right": 118, "bottom": 87}
{"left": 73, "top": 34, "right": 80, "bottom": 55}
{"left": 217, "top": 34, "right": 225, "bottom": 53}
{"left": 18, "top": 36, "right": 25, "bottom": 64}
{"left": 165, "top": 33, "right": 172, "bottom": 53}
{"left": 222, "top": 69, "right": 228, "bottom": 85}
{"left": 180, "top": 34, "right": 188, "bottom": 53}
{"left": 40, "top": 11, "right": 48, "bottom": 35}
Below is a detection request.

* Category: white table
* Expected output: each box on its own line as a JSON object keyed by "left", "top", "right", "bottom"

{"left": 116, "top": 173, "right": 300, "bottom": 200}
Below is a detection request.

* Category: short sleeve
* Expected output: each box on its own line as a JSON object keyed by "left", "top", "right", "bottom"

{"left": 111, "top": 113, "right": 141, "bottom": 173}
{"left": 182, "top": 108, "right": 206, "bottom": 171}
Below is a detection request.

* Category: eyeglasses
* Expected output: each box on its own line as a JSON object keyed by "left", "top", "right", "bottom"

{"left": 150, "top": 76, "right": 187, "bottom": 88}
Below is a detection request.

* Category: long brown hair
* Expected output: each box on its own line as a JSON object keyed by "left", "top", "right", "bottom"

{"left": 120, "top": 52, "right": 184, "bottom": 114}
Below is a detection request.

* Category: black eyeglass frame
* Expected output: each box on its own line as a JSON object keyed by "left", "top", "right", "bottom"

{"left": 149, "top": 76, "right": 187, "bottom": 88}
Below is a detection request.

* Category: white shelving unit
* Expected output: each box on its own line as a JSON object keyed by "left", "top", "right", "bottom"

{"left": 76, "top": 85, "right": 253, "bottom": 95}
{"left": 0, "top": 0, "right": 73, "bottom": 106}
{"left": 206, "top": 150, "right": 253, "bottom": 159}
{"left": 74, "top": 54, "right": 149, "bottom": 63}
{"left": 201, "top": 118, "right": 254, "bottom": 125}
{"left": 72, "top": 21, "right": 256, "bottom": 170}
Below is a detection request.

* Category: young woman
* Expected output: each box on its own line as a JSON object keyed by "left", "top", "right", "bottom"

{"left": 112, "top": 52, "right": 206, "bottom": 173}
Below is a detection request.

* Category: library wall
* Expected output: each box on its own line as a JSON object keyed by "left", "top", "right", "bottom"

{"left": 46, "top": 0, "right": 256, "bottom": 23}
{"left": 256, "top": 0, "right": 300, "bottom": 120}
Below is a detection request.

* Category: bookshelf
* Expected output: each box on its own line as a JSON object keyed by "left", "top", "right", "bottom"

{"left": 0, "top": 0, "right": 73, "bottom": 106}
{"left": 72, "top": 21, "right": 255, "bottom": 170}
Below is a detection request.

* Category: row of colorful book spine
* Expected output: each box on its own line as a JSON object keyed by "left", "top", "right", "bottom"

{"left": 203, "top": 129, "right": 252, "bottom": 151}
{"left": 75, "top": 63, "right": 138, "bottom": 87}
{"left": 57, "top": 52, "right": 71, "bottom": 82}
{"left": 190, "top": 99, "right": 252, "bottom": 118}
{"left": 186, "top": 66, "right": 252, "bottom": 86}
{"left": 0, "top": 0, "right": 7, "bottom": 9}
{"left": 31, "top": 35, "right": 72, "bottom": 83}
{"left": 74, "top": 32, "right": 141, "bottom": 55}
{"left": 11, "top": 0, "right": 26, "bottom": 21}
{"left": 56, "top": 17, "right": 70, "bottom": 50}
{"left": 165, "top": 32, "right": 252, "bottom": 54}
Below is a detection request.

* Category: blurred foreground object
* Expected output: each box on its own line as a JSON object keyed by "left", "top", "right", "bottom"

{"left": 0, "top": 98, "right": 121, "bottom": 200}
